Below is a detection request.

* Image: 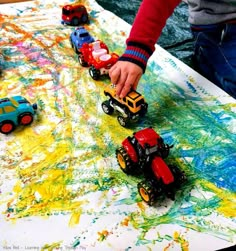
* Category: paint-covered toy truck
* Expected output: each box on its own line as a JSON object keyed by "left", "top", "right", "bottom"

{"left": 78, "top": 40, "right": 119, "bottom": 80}
{"left": 62, "top": 3, "right": 89, "bottom": 26}
{"left": 101, "top": 84, "right": 148, "bottom": 127}
{"left": 0, "top": 96, "right": 37, "bottom": 134}
{"left": 70, "top": 26, "right": 95, "bottom": 54}
{"left": 116, "top": 127, "right": 186, "bottom": 205}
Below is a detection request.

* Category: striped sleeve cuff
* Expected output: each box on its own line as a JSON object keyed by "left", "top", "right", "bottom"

{"left": 118, "top": 41, "right": 154, "bottom": 73}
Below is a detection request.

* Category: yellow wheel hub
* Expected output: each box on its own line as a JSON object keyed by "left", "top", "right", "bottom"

{"left": 117, "top": 153, "right": 126, "bottom": 170}
{"left": 139, "top": 187, "right": 150, "bottom": 202}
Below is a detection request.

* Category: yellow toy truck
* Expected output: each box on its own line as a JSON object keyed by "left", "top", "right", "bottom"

{"left": 101, "top": 84, "right": 148, "bottom": 127}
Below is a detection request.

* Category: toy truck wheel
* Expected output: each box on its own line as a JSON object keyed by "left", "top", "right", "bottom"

{"left": 117, "top": 116, "right": 127, "bottom": 127}
{"left": 116, "top": 147, "right": 135, "bottom": 174}
{"left": 78, "top": 54, "right": 88, "bottom": 67}
{"left": 81, "top": 14, "right": 88, "bottom": 23}
{"left": 70, "top": 39, "right": 78, "bottom": 54}
{"left": 102, "top": 100, "right": 114, "bottom": 115}
{"left": 169, "top": 165, "right": 187, "bottom": 186}
{"left": 137, "top": 180, "right": 157, "bottom": 205}
{"left": 139, "top": 103, "right": 148, "bottom": 117}
{"left": 89, "top": 66, "right": 100, "bottom": 80}
{"left": 0, "top": 121, "right": 15, "bottom": 134}
{"left": 32, "top": 103, "right": 38, "bottom": 110}
{"left": 160, "top": 146, "right": 170, "bottom": 159}
{"left": 158, "top": 138, "right": 171, "bottom": 159}
{"left": 71, "top": 17, "right": 79, "bottom": 26}
{"left": 70, "top": 37, "right": 73, "bottom": 48}
{"left": 19, "top": 113, "right": 34, "bottom": 125}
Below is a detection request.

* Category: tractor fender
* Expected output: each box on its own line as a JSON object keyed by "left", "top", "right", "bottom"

{"left": 122, "top": 138, "right": 138, "bottom": 163}
{"left": 151, "top": 156, "right": 174, "bottom": 185}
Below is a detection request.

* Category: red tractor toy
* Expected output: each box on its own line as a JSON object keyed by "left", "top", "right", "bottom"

{"left": 78, "top": 40, "right": 119, "bottom": 80}
{"left": 116, "top": 127, "right": 186, "bottom": 205}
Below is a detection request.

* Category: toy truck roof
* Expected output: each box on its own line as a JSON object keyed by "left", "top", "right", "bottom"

{"left": 104, "top": 84, "right": 145, "bottom": 105}
{"left": 133, "top": 128, "right": 161, "bottom": 148}
{"left": 63, "top": 3, "right": 86, "bottom": 10}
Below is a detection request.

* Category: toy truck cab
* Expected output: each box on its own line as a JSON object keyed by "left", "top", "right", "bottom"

{"left": 62, "top": 4, "right": 88, "bottom": 26}
{"left": 78, "top": 41, "right": 119, "bottom": 80}
{"left": 102, "top": 84, "right": 148, "bottom": 127}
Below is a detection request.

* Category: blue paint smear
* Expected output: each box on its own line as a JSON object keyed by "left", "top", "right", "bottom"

{"left": 137, "top": 61, "right": 236, "bottom": 193}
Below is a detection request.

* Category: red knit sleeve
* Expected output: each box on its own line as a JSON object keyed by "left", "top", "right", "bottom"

{"left": 128, "top": 0, "right": 181, "bottom": 51}
{"left": 118, "top": 0, "right": 181, "bottom": 72}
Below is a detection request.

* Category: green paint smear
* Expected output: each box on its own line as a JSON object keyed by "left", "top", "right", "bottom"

{"left": 2, "top": 9, "right": 235, "bottom": 246}
{"left": 128, "top": 180, "right": 235, "bottom": 244}
{"left": 72, "top": 239, "right": 80, "bottom": 248}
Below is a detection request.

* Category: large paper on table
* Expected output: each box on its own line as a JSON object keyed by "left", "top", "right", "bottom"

{"left": 0, "top": 0, "right": 235, "bottom": 250}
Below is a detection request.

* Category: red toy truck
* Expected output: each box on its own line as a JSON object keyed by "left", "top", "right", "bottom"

{"left": 78, "top": 40, "right": 119, "bottom": 80}
{"left": 116, "top": 128, "right": 186, "bottom": 205}
{"left": 62, "top": 3, "right": 89, "bottom": 26}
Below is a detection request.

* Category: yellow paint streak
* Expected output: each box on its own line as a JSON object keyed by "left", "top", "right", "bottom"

{"left": 11, "top": 162, "right": 85, "bottom": 218}
{"left": 32, "top": 78, "right": 52, "bottom": 87}
{"left": 97, "top": 230, "right": 109, "bottom": 241}
{"left": 121, "top": 216, "right": 130, "bottom": 226}
{"left": 6, "top": 118, "right": 86, "bottom": 221}
{"left": 41, "top": 241, "right": 61, "bottom": 251}
{"left": 173, "top": 231, "right": 189, "bottom": 251}
{"left": 201, "top": 181, "right": 236, "bottom": 217}
{"left": 69, "top": 209, "right": 82, "bottom": 227}
{"left": 13, "top": 181, "right": 22, "bottom": 193}
{"left": 137, "top": 201, "right": 146, "bottom": 212}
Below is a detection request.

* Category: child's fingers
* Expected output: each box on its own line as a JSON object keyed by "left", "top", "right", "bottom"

{"left": 109, "top": 61, "right": 143, "bottom": 98}
{"left": 119, "top": 83, "right": 132, "bottom": 98}
{"left": 120, "top": 74, "right": 137, "bottom": 98}
{"left": 109, "top": 65, "right": 120, "bottom": 85}
{"left": 115, "top": 72, "right": 128, "bottom": 97}
{"left": 119, "top": 73, "right": 140, "bottom": 98}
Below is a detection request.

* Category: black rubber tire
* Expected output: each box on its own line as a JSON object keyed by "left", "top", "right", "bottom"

{"left": 78, "top": 54, "right": 87, "bottom": 67}
{"left": 117, "top": 116, "right": 127, "bottom": 127}
{"left": 89, "top": 66, "right": 100, "bottom": 80}
{"left": 81, "top": 14, "right": 88, "bottom": 23}
{"left": 0, "top": 121, "right": 15, "bottom": 134}
{"left": 116, "top": 147, "right": 135, "bottom": 174}
{"left": 139, "top": 103, "right": 148, "bottom": 117}
{"left": 71, "top": 17, "right": 79, "bottom": 26}
{"left": 18, "top": 113, "right": 34, "bottom": 125}
{"left": 169, "top": 165, "right": 187, "bottom": 185}
{"left": 101, "top": 100, "right": 114, "bottom": 115}
{"left": 137, "top": 180, "right": 157, "bottom": 205}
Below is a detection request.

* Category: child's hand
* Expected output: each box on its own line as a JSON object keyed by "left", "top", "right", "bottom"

{"left": 109, "top": 61, "right": 143, "bottom": 98}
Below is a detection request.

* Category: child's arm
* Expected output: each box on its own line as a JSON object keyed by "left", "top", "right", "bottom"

{"left": 109, "top": 0, "right": 181, "bottom": 98}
